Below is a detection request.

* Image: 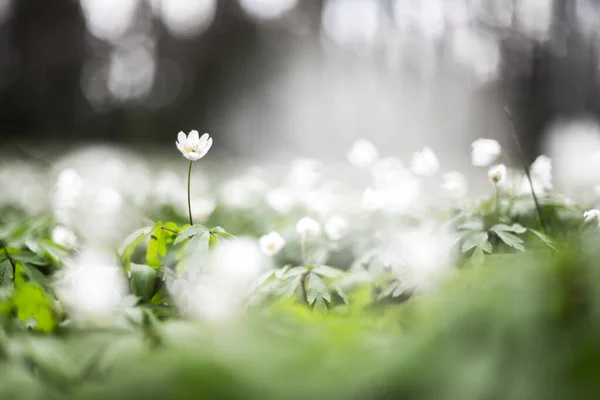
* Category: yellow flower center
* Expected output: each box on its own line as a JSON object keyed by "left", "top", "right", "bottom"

{"left": 183, "top": 144, "right": 199, "bottom": 153}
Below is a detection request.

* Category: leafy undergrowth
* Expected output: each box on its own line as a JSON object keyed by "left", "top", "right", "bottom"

{"left": 0, "top": 139, "right": 599, "bottom": 399}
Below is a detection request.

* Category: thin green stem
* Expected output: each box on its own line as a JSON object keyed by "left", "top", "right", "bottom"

{"left": 495, "top": 184, "right": 500, "bottom": 226}
{"left": 300, "top": 235, "right": 306, "bottom": 266}
{"left": 187, "top": 160, "right": 193, "bottom": 226}
{"left": 504, "top": 107, "right": 548, "bottom": 234}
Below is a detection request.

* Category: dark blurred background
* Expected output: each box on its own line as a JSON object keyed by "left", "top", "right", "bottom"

{"left": 1, "top": 0, "right": 600, "bottom": 160}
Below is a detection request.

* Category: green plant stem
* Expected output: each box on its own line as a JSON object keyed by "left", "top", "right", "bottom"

{"left": 504, "top": 107, "right": 548, "bottom": 234}
{"left": 160, "top": 226, "right": 180, "bottom": 235}
{"left": 187, "top": 160, "right": 193, "bottom": 226}
{"left": 495, "top": 184, "right": 500, "bottom": 225}
{"left": 300, "top": 235, "right": 306, "bottom": 266}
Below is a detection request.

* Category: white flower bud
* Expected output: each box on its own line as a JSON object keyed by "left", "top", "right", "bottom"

{"left": 296, "top": 217, "right": 321, "bottom": 238}
{"left": 410, "top": 147, "right": 440, "bottom": 177}
{"left": 471, "top": 138, "right": 501, "bottom": 167}
{"left": 347, "top": 139, "right": 379, "bottom": 168}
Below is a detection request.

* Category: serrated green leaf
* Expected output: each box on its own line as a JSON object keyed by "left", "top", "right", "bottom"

{"left": 470, "top": 246, "right": 485, "bottom": 266}
{"left": 279, "top": 274, "right": 302, "bottom": 298}
{"left": 528, "top": 229, "right": 557, "bottom": 251}
{"left": 182, "top": 230, "right": 211, "bottom": 258}
{"left": 21, "top": 263, "right": 48, "bottom": 286}
{"left": 312, "top": 265, "right": 344, "bottom": 278}
{"left": 282, "top": 266, "right": 308, "bottom": 279}
{"left": 334, "top": 283, "right": 348, "bottom": 304}
{"left": 0, "top": 259, "right": 13, "bottom": 287}
{"left": 146, "top": 224, "right": 167, "bottom": 268}
{"left": 491, "top": 223, "right": 526, "bottom": 234}
{"left": 119, "top": 225, "right": 154, "bottom": 263}
{"left": 130, "top": 263, "right": 156, "bottom": 301}
{"left": 496, "top": 231, "right": 525, "bottom": 252}
{"left": 173, "top": 225, "right": 208, "bottom": 245}
{"left": 306, "top": 273, "right": 330, "bottom": 305}
{"left": 461, "top": 232, "right": 489, "bottom": 253}
{"left": 10, "top": 252, "right": 47, "bottom": 266}
{"left": 210, "top": 227, "right": 235, "bottom": 239}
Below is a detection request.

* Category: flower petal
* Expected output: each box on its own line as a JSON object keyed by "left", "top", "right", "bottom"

{"left": 188, "top": 130, "right": 200, "bottom": 144}
{"left": 199, "top": 133, "right": 210, "bottom": 143}
{"left": 177, "top": 131, "right": 187, "bottom": 144}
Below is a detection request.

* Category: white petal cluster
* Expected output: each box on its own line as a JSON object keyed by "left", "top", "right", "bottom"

{"left": 51, "top": 226, "right": 77, "bottom": 248}
{"left": 325, "top": 215, "right": 348, "bottom": 240}
{"left": 584, "top": 209, "right": 600, "bottom": 226}
{"left": 441, "top": 172, "right": 468, "bottom": 198}
{"left": 175, "top": 131, "right": 213, "bottom": 161}
{"left": 55, "top": 249, "right": 128, "bottom": 322}
{"left": 347, "top": 139, "right": 379, "bottom": 168}
{"left": 488, "top": 164, "right": 507, "bottom": 185}
{"left": 471, "top": 138, "right": 501, "bottom": 167}
{"left": 259, "top": 232, "right": 286, "bottom": 256}
{"left": 296, "top": 216, "right": 321, "bottom": 238}
{"left": 410, "top": 147, "right": 440, "bottom": 177}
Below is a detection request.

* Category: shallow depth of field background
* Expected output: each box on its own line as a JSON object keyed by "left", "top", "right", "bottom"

{"left": 2, "top": 0, "right": 600, "bottom": 163}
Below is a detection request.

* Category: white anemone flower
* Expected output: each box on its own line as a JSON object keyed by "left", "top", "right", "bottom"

{"left": 176, "top": 130, "right": 213, "bottom": 161}
{"left": 347, "top": 139, "right": 379, "bottom": 168}
{"left": 51, "top": 226, "right": 77, "bottom": 248}
{"left": 488, "top": 164, "right": 507, "bottom": 185}
{"left": 471, "top": 138, "right": 501, "bottom": 167}
{"left": 584, "top": 209, "right": 600, "bottom": 226}
{"left": 442, "top": 172, "right": 468, "bottom": 198}
{"left": 296, "top": 217, "right": 321, "bottom": 238}
{"left": 325, "top": 215, "right": 348, "bottom": 240}
{"left": 410, "top": 147, "right": 440, "bottom": 176}
{"left": 259, "top": 232, "right": 286, "bottom": 256}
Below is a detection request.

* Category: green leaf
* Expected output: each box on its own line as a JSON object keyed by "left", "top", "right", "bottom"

{"left": 334, "top": 283, "right": 349, "bottom": 305}
{"left": 306, "top": 273, "right": 330, "bottom": 305}
{"left": 182, "top": 230, "right": 211, "bottom": 258}
{"left": 21, "top": 263, "right": 48, "bottom": 286}
{"left": 173, "top": 225, "right": 208, "bottom": 245}
{"left": 461, "top": 232, "right": 489, "bottom": 253}
{"left": 491, "top": 223, "right": 526, "bottom": 234}
{"left": 470, "top": 246, "right": 485, "bottom": 266}
{"left": 0, "top": 259, "right": 13, "bottom": 287}
{"left": 279, "top": 275, "right": 302, "bottom": 298}
{"left": 312, "top": 265, "right": 344, "bottom": 278}
{"left": 130, "top": 263, "right": 157, "bottom": 301}
{"left": 10, "top": 252, "right": 47, "bottom": 266}
{"left": 210, "top": 226, "right": 235, "bottom": 239}
{"left": 12, "top": 283, "right": 57, "bottom": 333}
{"left": 282, "top": 266, "right": 308, "bottom": 279}
{"left": 528, "top": 229, "right": 557, "bottom": 251}
{"left": 146, "top": 224, "right": 167, "bottom": 268}
{"left": 496, "top": 231, "right": 526, "bottom": 252}
{"left": 119, "top": 225, "right": 154, "bottom": 263}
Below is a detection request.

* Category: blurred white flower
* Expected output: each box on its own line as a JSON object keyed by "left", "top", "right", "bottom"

{"left": 51, "top": 226, "right": 77, "bottom": 248}
{"left": 488, "top": 164, "right": 506, "bottom": 185}
{"left": 410, "top": 147, "right": 440, "bottom": 176}
{"left": 168, "top": 238, "right": 266, "bottom": 323}
{"left": 518, "top": 155, "right": 553, "bottom": 195}
{"left": 546, "top": 120, "right": 600, "bottom": 196}
{"left": 584, "top": 209, "right": 600, "bottom": 226}
{"left": 287, "top": 158, "right": 321, "bottom": 189}
{"left": 471, "top": 138, "right": 501, "bottom": 167}
{"left": 347, "top": 138, "right": 379, "bottom": 168}
{"left": 219, "top": 175, "right": 267, "bottom": 209}
{"left": 259, "top": 232, "right": 286, "bottom": 256}
{"left": 175, "top": 131, "right": 213, "bottom": 161}
{"left": 362, "top": 186, "right": 383, "bottom": 211}
{"left": 386, "top": 224, "right": 458, "bottom": 292}
{"left": 266, "top": 188, "right": 294, "bottom": 214}
{"left": 325, "top": 215, "right": 348, "bottom": 241}
{"left": 296, "top": 217, "right": 321, "bottom": 238}
{"left": 190, "top": 197, "right": 216, "bottom": 222}
{"left": 441, "top": 171, "right": 468, "bottom": 198}
{"left": 55, "top": 249, "right": 128, "bottom": 322}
